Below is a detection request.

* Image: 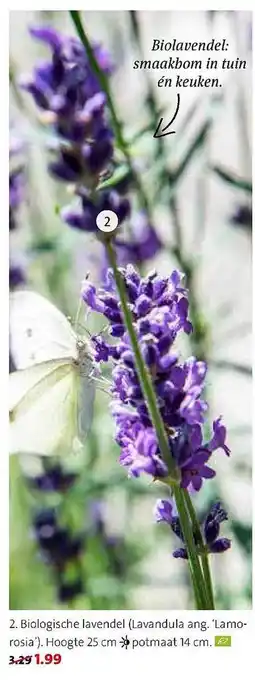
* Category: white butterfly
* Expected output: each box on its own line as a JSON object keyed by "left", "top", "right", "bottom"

{"left": 9, "top": 291, "right": 96, "bottom": 457}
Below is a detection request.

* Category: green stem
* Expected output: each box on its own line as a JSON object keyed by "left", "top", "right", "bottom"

{"left": 106, "top": 241, "right": 178, "bottom": 482}
{"left": 184, "top": 490, "right": 215, "bottom": 609}
{"left": 69, "top": 10, "right": 151, "bottom": 215}
{"left": 173, "top": 486, "right": 208, "bottom": 609}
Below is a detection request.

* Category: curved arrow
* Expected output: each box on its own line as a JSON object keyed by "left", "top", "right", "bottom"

{"left": 153, "top": 94, "right": 180, "bottom": 138}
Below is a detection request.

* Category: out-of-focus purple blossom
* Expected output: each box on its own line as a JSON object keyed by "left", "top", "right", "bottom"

{"left": 20, "top": 26, "right": 114, "bottom": 186}
{"left": 9, "top": 132, "right": 27, "bottom": 295}
{"left": 9, "top": 263, "right": 26, "bottom": 290}
{"left": 155, "top": 499, "right": 231, "bottom": 559}
{"left": 83, "top": 265, "right": 230, "bottom": 484}
{"left": 33, "top": 509, "right": 83, "bottom": 568}
{"left": 99, "top": 211, "right": 162, "bottom": 278}
{"left": 32, "top": 508, "right": 84, "bottom": 603}
{"left": 230, "top": 204, "right": 252, "bottom": 232}
{"left": 9, "top": 135, "right": 26, "bottom": 232}
{"left": 28, "top": 463, "right": 78, "bottom": 493}
{"left": 115, "top": 212, "right": 162, "bottom": 265}
{"left": 61, "top": 189, "right": 130, "bottom": 232}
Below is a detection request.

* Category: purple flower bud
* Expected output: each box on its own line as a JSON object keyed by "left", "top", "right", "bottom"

{"left": 81, "top": 282, "right": 105, "bottom": 313}
{"left": 122, "top": 350, "right": 135, "bottom": 368}
{"left": 173, "top": 548, "right": 188, "bottom": 559}
{"left": 92, "top": 336, "right": 111, "bottom": 362}
{"left": 204, "top": 502, "right": 228, "bottom": 544}
{"left": 136, "top": 295, "right": 152, "bottom": 317}
{"left": 49, "top": 155, "right": 82, "bottom": 182}
{"left": 9, "top": 263, "right": 26, "bottom": 289}
{"left": 29, "top": 26, "right": 63, "bottom": 50}
{"left": 154, "top": 499, "right": 174, "bottom": 524}
{"left": 142, "top": 343, "right": 158, "bottom": 367}
{"left": 111, "top": 324, "right": 125, "bottom": 337}
{"left": 210, "top": 538, "right": 231, "bottom": 553}
{"left": 208, "top": 417, "right": 231, "bottom": 456}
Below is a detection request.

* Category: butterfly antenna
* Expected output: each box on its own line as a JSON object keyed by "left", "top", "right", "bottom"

{"left": 74, "top": 298, "right": 83, "bottom": 334}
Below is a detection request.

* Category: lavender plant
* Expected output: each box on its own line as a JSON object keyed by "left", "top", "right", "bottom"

{"left": 32, "top": 505, "right": 84, "bottom": 605}
{"left": 20, "top": 22, "right": 163, "bottom": 274}
{"left": 15, "top": 12, "right": 234, "bottom": 610}
{"left": 81, "top": 262, "right": 231, "bottom": 609}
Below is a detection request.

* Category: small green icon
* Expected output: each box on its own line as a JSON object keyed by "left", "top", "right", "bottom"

{"left": 214, "top": 636, "right": 231, "bottom": 647}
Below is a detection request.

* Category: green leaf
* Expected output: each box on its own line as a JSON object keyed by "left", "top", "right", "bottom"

{"left": 211, "top": 165, "right": 252, "bottom": 193}
{"left": 97, "top": 164, "right": 131, "bottom": 190}
{"left": 169, "top": 120, "right": 211, "bottom": 184}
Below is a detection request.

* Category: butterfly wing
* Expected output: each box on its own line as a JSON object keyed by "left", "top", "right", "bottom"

{"left": 9, "top": 359, "right": 80, "bottom": 456}
{"left": 9, "top": 292, "right": 96, "bottom": 455}
{"left": 10, "top": 291, "right": 78, "bottom": 369}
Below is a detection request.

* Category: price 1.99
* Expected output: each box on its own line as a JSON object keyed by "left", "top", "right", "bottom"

{"left": 9, "top": 654, "right": 62, "bottom": 665}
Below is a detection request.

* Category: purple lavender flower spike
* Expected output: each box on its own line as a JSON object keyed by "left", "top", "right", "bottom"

{"left": 83, "top": 265, "right": 229, "bottom": 483}
{"left": 21, "top": 26, "right": 114, "bottom": 188}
